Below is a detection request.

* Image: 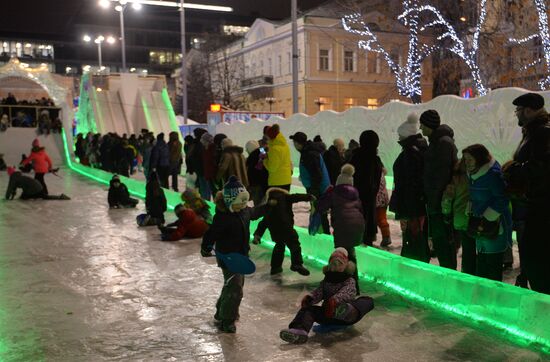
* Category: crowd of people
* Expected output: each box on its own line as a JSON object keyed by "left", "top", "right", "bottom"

{"left": 69, "top": 92, "right": 549, "bottom": 339}
{"left": 0, "top": 93, "right": 61, "bottom": 133}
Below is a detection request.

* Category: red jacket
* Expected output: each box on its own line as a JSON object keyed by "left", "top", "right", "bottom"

{"left": 202, "top": 144, "right": 217, "bottom": 181}
{"left": 168, "top": 209, "right": 208, "bottom": 241}
{"left": 21, "top": 148, "right": 52, "bottom": 174}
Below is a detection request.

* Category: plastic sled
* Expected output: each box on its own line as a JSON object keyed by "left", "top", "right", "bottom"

{"left": 215, "top": 251, "right": 256, "bottom": 275}
{"left": 312, "top": 323, "right": 350, "bottom": 334}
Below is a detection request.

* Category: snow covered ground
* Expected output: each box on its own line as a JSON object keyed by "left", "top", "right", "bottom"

{"left": 0, "top": 169, "right": 542, "bottom": 361}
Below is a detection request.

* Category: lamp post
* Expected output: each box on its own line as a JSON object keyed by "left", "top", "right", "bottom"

{"left": 265, "top": 97, "right": 276, "bottom": 112}
{"left": 83, "top": 34, "right": 116, "bottom": 72}
{"left": 99, "top": 0, "right": 141, "bottom": 73}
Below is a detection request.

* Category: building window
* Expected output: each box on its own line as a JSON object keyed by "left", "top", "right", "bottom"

{"left": 367, "top": 98, "right": 379, "bottom": 109}
{"left": 268, "top": 58, "right": 272, "bottom": 75}
{"left": 278, "top": 55, "right": 282, "bottom": 76}
{"left": 316, "top": 96, "right": 332, "bottom": 111}
{"left": 344, "top": 50, "right": 355, "bottom": 72}
{"left": 319, "top": 49, "right": 329, "bottom": 71}
{"left": 223, "top": 25, "right": 250, "bottom": 36}
{"left": 344, "top": 97, "right": 356, "bottom": 109}
{"left": 287, "top": 52, "right": 291, "bottom": 74}
{"left": 376, "top": 54, "right": 381, "bottom": 74}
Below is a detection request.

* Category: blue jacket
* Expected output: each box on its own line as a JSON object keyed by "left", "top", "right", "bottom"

{"left": 150, "top": 139, "right": 170, "bottom": 169}
{"left": 299, "top": 141, "right": 330, "bottom": 197}
{"left": 468, "top": 160, "right": 512, "bottom": 253}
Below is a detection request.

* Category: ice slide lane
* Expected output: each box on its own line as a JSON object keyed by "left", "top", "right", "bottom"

{"left": 59, "top": 137, "right": 550, "bottom": 357}
{"left": 0, "top": 171, "right": 545, "bottom": 361}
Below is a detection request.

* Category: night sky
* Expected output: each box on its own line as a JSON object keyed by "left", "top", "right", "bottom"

{"left": 1, "top": 0, "right": 328, "bottom": 39}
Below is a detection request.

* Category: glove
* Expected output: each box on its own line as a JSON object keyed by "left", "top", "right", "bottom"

{"left": 301, "top": 295, "right": 313, "bottom": 308}
{"left": 324, "top": 297, "right": 337, "bottom": 318}
{"left": 201, "top": 247, "right": 213, "bottom": 257}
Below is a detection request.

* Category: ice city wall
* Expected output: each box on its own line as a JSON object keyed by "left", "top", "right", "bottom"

{"left": 216, "top": 88, "right": 549, "bottom": 172}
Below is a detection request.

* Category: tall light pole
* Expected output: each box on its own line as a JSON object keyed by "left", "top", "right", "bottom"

{"left": 99, "top": 0, "right": 142, "bottom": 73}
{"left": 83, "top": 34, "right": 116, "bottom": 72}
{"left": 291, "top": 0, "right": 298, "bottom": 114}
{"left": 180, "top": 0, "right": 188, "bottom": 124}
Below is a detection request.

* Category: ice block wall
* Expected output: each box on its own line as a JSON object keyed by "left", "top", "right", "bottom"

{"left": 216, "top": 88, "right": 549, "bottom": 173}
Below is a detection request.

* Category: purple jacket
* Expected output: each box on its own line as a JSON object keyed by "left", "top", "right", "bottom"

{"left": 309, "top": 267, "right": 357, "bottom": 306}
{"left": 318, "top": 184, "right": 365, "bottom": 248}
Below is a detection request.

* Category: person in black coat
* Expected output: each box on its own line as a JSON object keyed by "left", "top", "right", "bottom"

{"left": 505, "top": 93, "right": 550, "bottom": 294}
{"left": 145, "top": 172, "right": 167, "bottom": 225}
{"left": 349, "top": 130, "right": 383, "bottom": 245}
{"left": 263, "top": 187, "right": 314, "bottom": 276}
{"left": 201, "top": 176, "right": 266, "bottom": 333}
{"left": 323, "top": 138, "right": 346, "bottom": 185}
{"left": 245, "top": 140, "right": 269, "bottom": 206}
{"left": 419, "top": 110, "right": 458, "bottom": 269}
{"left": 108, "top": 175, "right": 139, "bottom": 208}
{"left": 187, "top": 128, "right": 209, "bottom": 197}
{"left": 389, "top": 114, "right": 430, "bottom": 262}
{"left": 150, "top": 133, "right": 170, "bottom": 188}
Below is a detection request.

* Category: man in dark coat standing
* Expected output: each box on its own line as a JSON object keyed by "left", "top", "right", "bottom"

{"left": 323, "top": 138, "right": 346, "bottom": 186}
{"left": 349, "top": 130, "right": 383, "bottom": 245}
{"left": 419, "top": 110, "right": 458, "bottom": 269}
{"left": 150, "top": 133, "right": 170, "bottom": 188}
{"left": 506, "top": 93, "right": 550, "bottom": 294}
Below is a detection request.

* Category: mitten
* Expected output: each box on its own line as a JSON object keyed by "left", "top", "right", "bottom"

{"left": 301, "top": 295, "right": 313, "bottom": 308}
{"left": 324, "top": 297, "right": 337, "bottom": 318}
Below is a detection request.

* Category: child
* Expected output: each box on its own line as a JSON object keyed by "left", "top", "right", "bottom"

{"left": 181, "top": 188, "right": 213, "bottom": 224}
{"left": 201, "top": 176, "right": 266, "bottom": 333}
{"left": 317, "top": 164, "right": 365, "bottom": 292}
{"left": 0, "top": 153, "right": 6, "bottom": 171}
{"left": 263, "top": 187, "right": 314, "bottom": 276}
{"left": 108, "top": 175, "right": 139, "bottom": 208}
{"left": 19, "top": 154, "right": 32, "bottom": 173}
{"left": 376, "top": 168, "right": 391, "bottom": 247}
{"left": 20, "top": 139, "right": 53, "bottom": 195}
{"left": 140, "top": 171, "right": 167, "bottom": 226}
{"left": 279, "top": 248, "right": 374, "bottom": 344}
{"left": 159, "top": 203, "right": 208, "bottom": 241}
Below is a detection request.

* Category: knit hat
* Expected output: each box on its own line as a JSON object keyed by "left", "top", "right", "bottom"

{"left": 181, "top": 189, "right": 202, "bottom": 209}
{"left": 245, "top": 140, "right": 260, "bottom": 154}
{"left": 336, "top": 164, "right": 355, "bottom": 186}
{"left": 513, "top": 92, "right": 545, "bottom": 110}
{"left": 223, "top": 176, "right": 250, "bottom": 211}
{"left": 111, "top": 175, "right": 121, "bottom": 182}
{"left": 419, "top": 110, "right": 441, "bottom": 130}
{"left": 265, "top": 124, "right": 280, "bottom": 140}
{"left": 289, "top": 131, "right": 307, "bottom": 145}
{"left": 32, "top": 138, "right": 40, "bottom": 148}
{"left": 398, "top": 113, "right": 420, "bottom": 140}
{"left": 200, "top": 132, "right": 214, "bottom": 147}
{"left": 328, "top": 247, "right": 349, "bottom": 272}
{"left": 174, "top": 203, "right": 186, "bottom": 216}
{"left": 7, "top": 166, "right": 16, "bottom": 177}
{"left": 221, "top": 138, "right": 233, "bottom": 149}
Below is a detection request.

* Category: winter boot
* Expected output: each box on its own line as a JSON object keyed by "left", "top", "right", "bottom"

{"left": 280, "top": 328, "right": 308, "bottom": 344}
{"left": 380, "top": 237, "right": 392, "bottom": 247}
{"left": 219, "top": 320, "right": 236, "bottom": 333}
{"left": 290, "top": 264, "right": 310, "bottom": 276}
{"left": 270, "top": 266, "right": 283, "bottom": 275}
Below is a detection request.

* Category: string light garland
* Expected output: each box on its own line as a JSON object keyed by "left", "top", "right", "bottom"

{"left": 343, "top": 0, "right": 488, "bottom": 98}
{"left": 509, "top": 0, "right": 550, "bottom": 90}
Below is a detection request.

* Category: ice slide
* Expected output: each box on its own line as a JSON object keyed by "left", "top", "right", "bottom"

{"left": 0, "top": 165, "right": 546, "bottom": 360}
{"left": 138, "top": 89, "right": 179, "bottom": 137}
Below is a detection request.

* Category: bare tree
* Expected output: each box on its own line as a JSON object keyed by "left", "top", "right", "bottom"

{"left": 209, "top": 49, "right": 246, "bottom": 110}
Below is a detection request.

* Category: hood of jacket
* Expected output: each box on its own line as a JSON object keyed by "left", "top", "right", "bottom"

{"left": 268, "top": 132, "right": 288, "bottom": 148}
{"left": 31, "top": 146, "right": 45, "bottom": 153}
{"left": 524, "top": 112, "right": 550, "bottom": 134}
{"left": 333, "top": 184, "right": 360, "bottom": 200}
{"left": 399, "top": 133, "right": 427, "bottom": 150}
{"left": 469, "top": 158, "right": 499, "bottom": 180}
{"left": 429, "top": 124, "right": 455, "bottom": 142}
{"left": 301, "top": 140, "right": 325, "bottom": 155}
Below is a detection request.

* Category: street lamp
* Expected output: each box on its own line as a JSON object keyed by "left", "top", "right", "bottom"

{"left": 83, "top": 34, "right": 116, "bottom": 72}
{"left": 265, "top": 97, "right": 276, "bottom": 112}
{"left": 99, "top": 0, "right": 141, "bottom": 73}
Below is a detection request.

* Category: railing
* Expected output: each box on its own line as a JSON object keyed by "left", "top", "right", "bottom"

{"left": 0, "top": 105, "right": 61, "bottom": 127}
{"left": 240, "top": 75, "right": 274, "bottom": 89}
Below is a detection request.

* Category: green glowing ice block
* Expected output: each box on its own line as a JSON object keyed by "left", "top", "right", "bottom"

{"left": 61, "top": 130, "right": 550, "bottom": 355}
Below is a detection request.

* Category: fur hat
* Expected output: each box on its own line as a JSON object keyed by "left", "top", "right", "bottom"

{"left": 221, "top": 138, "right": 233, "bottom": 149}
{"left": 200, "top": 132, "right": 214, "bottom": 147}
{"left": 32, "top": 138, "right": 40, "bottom": 148}
{"left": 323, "top": 247, "right": 356, "bottom": 273}
{"left": 336, "top": 164, "right": 355, "bottom": 186}
{"left": 265, "top": 124, "right": 280, "bottom": 140}
{"left": 7, "top": 166, "right": 16, "bottom": 177}
{"left": 398, "top": 113, "right": 420, "bottom": 140}
{"left": 419, "top": 110, "right": 441, "bottom": 130}
{"left": 223, "top": 176, "right": 249, "bottom": 211}
{"left": 245, "top": 140, "right": 260, "bottom": 154}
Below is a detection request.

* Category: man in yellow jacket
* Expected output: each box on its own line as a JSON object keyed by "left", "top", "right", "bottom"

{"left": 263, "top": 124, "right": 292, "bottom": 191}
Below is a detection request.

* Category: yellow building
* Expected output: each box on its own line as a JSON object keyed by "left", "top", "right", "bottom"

{"left": 209, "top": 8, "right": 433, "bottom": 116}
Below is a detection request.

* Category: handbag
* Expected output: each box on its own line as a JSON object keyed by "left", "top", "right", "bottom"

{"left": 467, "top": 215, "right": 500, "bottom": 239}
